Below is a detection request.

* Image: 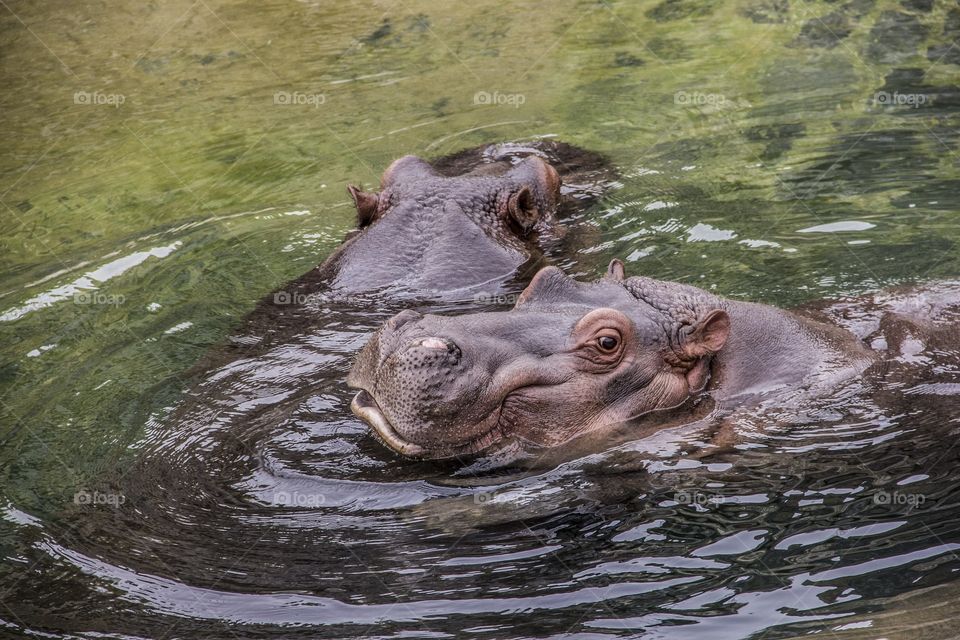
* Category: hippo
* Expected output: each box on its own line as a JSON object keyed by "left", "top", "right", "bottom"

{"left": 348, "top": 259, "right": 960, "bottom": 460}
{"left": 322, "top": 153, "right": 562, "bottom": 294}
{"left": 276, "top": 140, "right": 613, "bottom": 301}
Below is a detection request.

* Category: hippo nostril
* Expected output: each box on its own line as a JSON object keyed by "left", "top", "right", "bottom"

{"left": 386, "top": 309, "right": 422, "bottom": 332}
{"left": 419, "top": 337, "right": 448, "bottom": 350}
{"left": 403, "top": 336, "right": 461, "bottom": 360}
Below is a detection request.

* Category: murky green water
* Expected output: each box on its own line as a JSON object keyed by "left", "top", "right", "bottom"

{"left": 2, "top": 0, "right": 960, "bottom": 637}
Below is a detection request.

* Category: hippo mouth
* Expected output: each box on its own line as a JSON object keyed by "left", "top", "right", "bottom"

{"left": 350, "top": 390, "right": 506, "bottom": 460}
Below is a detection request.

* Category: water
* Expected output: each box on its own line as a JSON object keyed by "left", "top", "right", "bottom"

{"left": 2, "top": 0, "right": 960, "bottom": 637}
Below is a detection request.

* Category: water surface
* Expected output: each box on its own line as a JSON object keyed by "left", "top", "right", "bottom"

{"left": 2, "top": 0, "right": 960, "bottom": 637}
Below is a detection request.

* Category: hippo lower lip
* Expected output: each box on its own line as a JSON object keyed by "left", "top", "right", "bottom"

{"left": 350, "top": 390, "right": 506, "bottom": 459}
{"left": 351, "top": 390, "right": 427, "bottom": 457}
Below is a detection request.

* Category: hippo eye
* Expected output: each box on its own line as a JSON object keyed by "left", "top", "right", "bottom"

{"left": 597, "top": 335, "right": 619, "bottom": 352}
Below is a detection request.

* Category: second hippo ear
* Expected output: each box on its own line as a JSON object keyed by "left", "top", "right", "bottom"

{"left": 681, "top": 309, "right": 731, "bottom": 358}
{"left": 347, "top": 185, "right": 380, "bottom": 228}
{"left": 505, "top": 186, "right": 540, "bottom": 234}
{"left": 509, "top": 156, "right": 562, "bottom": 204}
{"left": 606, "top": 258, "right": 626, "bottom": 282}
{"left": 516, "top": 265, "right": 579, "bottom": 307}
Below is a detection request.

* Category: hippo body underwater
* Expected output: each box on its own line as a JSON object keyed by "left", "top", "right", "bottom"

{"left": 349, "top": 260, "right": 960, "bottom": 460}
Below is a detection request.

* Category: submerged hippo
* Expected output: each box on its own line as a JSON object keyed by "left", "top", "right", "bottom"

{"left": 349, "top": 259, "right": 960, "bottom": 460}
{"left": 277, "top": 140, "right": 612, "bottom": 300}
{"left": 326, "top": 153, "right": 561, "bottom": 293}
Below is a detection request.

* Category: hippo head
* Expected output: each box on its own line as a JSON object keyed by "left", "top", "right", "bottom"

{"left": 348, "top": 260, "right": 731, "bottom": 459}
{"left": 328, "top": 154, "right": 563, "bottom": 294}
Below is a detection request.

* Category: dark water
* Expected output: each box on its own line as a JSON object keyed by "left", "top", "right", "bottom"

{"left": 2, "top": 0, "right": 960, "bottom": 638}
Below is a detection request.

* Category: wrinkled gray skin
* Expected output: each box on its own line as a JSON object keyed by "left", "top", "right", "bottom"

{"left": 321, "top": 153, "right": 563, "bottom": 295}
{"left": 348, "top": 259, "right": 907, "bottom": 460}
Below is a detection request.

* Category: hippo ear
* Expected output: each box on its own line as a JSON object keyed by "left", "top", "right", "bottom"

{"left": 510, "top": 156, "right": 562, "bottom": 203}
{"left": 506, "top": 186, "right": 540, "bottom": 234}
{"left": 347, "top": 185, "right": 380, "bottom": 228}
{"left": 516, "top": 266, "right": 579, "bottom": 307}
{"left": 682, "top": 309, "right": 731, "bottom": 358}
{"left": 606, "top": 259, "right": 626, "bottom": 282}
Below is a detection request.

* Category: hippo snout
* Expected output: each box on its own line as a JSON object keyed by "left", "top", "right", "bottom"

{"left": 347, "top": 311, "right": 516, "bottom": 457}
{"left": 370, "top": 309, "right": 462, "bottom": 368}
{"left": 377, "top": 333, "right": 465, "bottom": 415}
